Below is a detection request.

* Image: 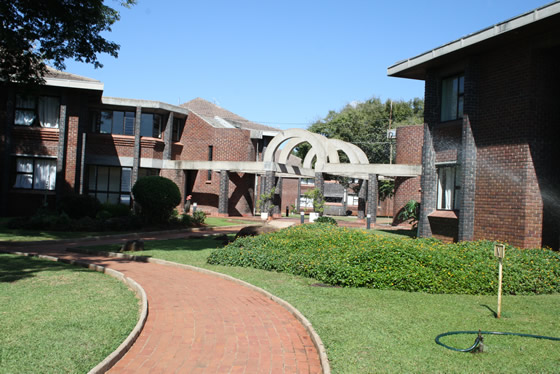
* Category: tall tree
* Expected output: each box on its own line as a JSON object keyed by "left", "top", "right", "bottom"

{"left": 0, "top": 0, "right": 135, "bottom": 85}
{"left": 296, "top": 97, "right": 423, "bottom": 164}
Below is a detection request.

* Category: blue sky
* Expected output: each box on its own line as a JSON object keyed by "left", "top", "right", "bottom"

{"left": 65, "top": 0, "right": 551, "bottom": 130}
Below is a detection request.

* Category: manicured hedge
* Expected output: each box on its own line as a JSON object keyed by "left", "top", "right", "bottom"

{"left": 207, "top": 223, "right": 560, "bottom": 295}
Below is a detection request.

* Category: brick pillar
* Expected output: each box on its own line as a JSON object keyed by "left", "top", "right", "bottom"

{"left": 64, "top": 116, "right": 80, "bottom": 191}
{"left": 132, "top": 106, "right": 142, "bottom": 186}
{"left": 367, "top": 174, "right": 378, "bottom": 224}
{"left": 1, "top": 91, "right": 15, "bottom": 215}
{"left": 357, "top": 179, "right": 367, "bottom": 219}
{"left": 55, "top": 104, "right": 67, "bottom": 205}
{"left": 163, "top": 112, "right": 173, "bottom": 160}
{"left": 218, "top": 170, "right": 229, "bottom": 215}
{"left": 458, "top": 115, "right": 476, "bottom": 241}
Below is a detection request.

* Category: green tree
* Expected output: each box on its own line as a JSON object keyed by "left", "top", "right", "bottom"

{"left": 0, "top": 0, "right": 135, "bottom": 85}
{"left": 132, "top": 176, "right": 181, "bottom": 224}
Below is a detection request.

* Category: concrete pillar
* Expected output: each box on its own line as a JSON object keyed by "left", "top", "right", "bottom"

{"left": 218, "top": 170, "right": 229, "bottom": 215}
{"left": 458, "top": 115, "right": 476, "bottom": 241}
{"left": 367, "top": 174, "right": 378, "bottom": 225}
{"left": 79, "top": 133, "right": 87, "bottom": 194}
{"left": 296, "top": 178, "right": 301, "bottom": 211}
{"left": 418, "top": 123, "right": 436, "bottom": 238}
{"left": 357, "top": 179, "right": 367, "bottom": 220}
{"left": 132, "top": 106, "right": 142, "bottom": 187}
{"left": 55, "top": 104, "right": 67, "bottom": 205}
{"left": 163, "top": 112, "right": 173, "bottom": 160}
{"left": 262, "top": 170, "right": 276, "bottom": 214}
{"left": 314, "top": 172, "right": 325, "bottom": 216}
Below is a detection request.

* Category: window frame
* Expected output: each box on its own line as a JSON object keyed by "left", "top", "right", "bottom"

{"left": 91, "top": 110, "right": 135, "bottom": 135}
{"left": 12, "top": 157, "right": 57, "bottom": 191}
{"left": 172, "top": 116, "right": 184, "bottom": 141}
{"left": 87, "top": 165, "right": 133, "bottom": 205}
{"left": 440, "top": 74, "right": 464, "bottom": 122}
{"left": 14, "top": 94, "right": 60, "bottom": 128}
{"left": 436, "top": 164, "right": 461, "bottom": 211}
{"left": 207, "top": 145, "right": 213, "bottom": 181}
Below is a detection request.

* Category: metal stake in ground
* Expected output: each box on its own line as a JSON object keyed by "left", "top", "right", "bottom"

{"left": 494, "top": 243, "right": 506, "bottom": 318}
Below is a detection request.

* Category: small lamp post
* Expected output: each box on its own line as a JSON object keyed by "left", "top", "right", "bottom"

{"left": 494, "top": 243, "right": 506, "bottom": 318}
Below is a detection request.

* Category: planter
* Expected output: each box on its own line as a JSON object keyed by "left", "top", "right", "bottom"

{"left": 260, "top": 212, "right": 269, "bottom": 221}
{"left": 309, "top": 212, "right": 319, "bottom": 222}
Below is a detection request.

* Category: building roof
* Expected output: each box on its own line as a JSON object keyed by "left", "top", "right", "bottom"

{"left": 388, "top": 1, "right": 560, "bottom": 80}
{"left": 181, "top": 98, "right": 279, "bottom": 133}
{"left": 44, "top": 67, "right": 104, "bottom": 91}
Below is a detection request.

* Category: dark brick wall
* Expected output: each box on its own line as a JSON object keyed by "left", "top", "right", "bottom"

{"left": 393, "top": 125, "right": 422, "bottom": 225}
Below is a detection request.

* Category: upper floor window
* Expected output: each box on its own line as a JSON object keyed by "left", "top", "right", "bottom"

{"left": 172, "top": 117, "right": 184, "bottom": 141}
{"left": 13, "top": 157, "right": 56, "bottom": 190}
{"left": 92, "top": 110, "right": 135, "bottom": 135}
{"left": 441, "top": 75, "right": 464, "bottom": 122}
{"left": 437, "top": 165, "right": 461, "bottom": 210}
{"left": 15, "top": 95, "right": 60, "bottom": 128}
{"left": 207, "top": 145, "right": 213, "bottom": 181}
{"left": 140, "top": 113, "right": 162, "bottom": 138}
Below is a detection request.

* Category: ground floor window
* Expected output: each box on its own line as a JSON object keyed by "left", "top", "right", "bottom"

{"left": 13, "top": 157, "right": 57, "bottom": 190}
{"left": 299, "top": 195, "right": 313, "bottom": 208}
{"left": 437, "top": 165, "right": 461, "bottom": 210}
{"left": 87, "top": 165, "right": 132, "bottom": 205}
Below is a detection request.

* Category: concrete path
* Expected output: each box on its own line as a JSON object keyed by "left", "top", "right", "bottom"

{"left": 0, "top": 227, "right": 323, "bottom": 374}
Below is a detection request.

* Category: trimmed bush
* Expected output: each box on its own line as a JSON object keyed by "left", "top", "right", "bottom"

{"left": 132, "top": 176, "right": 181, "bottom": 223}
{"left": 192, "top": 210, "right": 207, "bottom": 225}
{"left": 207, "top": 224, "right": 560, "bottom": 295}
{"left": 100, "top": 203, "right": 131, "bottom": 218}
{"left": 315, "top": 216, "right": 338, "bottom": 225}
{"left": 59, "top": 194, "right": 101, "bottom": 219}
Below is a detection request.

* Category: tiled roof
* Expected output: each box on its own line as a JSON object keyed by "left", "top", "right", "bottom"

{"left": 181, "top": 98, "right": 278, "bottom": 132}
{"left": 45, "top": 67, "right": 102, "bottom": 83}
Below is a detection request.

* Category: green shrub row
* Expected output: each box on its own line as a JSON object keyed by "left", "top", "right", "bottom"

{"left": 207, "top": 223, "right": 560, "bottom": 295}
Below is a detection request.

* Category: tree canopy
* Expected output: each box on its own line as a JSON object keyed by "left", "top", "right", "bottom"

{"left": 0, "top": 0, "right": 135, "bottom": 85}
{"left": 297, "top": 97, "right": 423, "bottom": 164}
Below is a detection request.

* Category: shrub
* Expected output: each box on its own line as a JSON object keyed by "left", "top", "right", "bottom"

{"left": 181, "top": 213, "right": 195, "bottom": 227}
{"left": 59, "top": 194, "right": 101, "bottom": 219}
{"left": 304, "top": 188, "right": 324, "bottom": 214}
{"left": 100, "top": 203, "right": 131, "bottom": 218}
{"left": 315, "top": 216, "right": 338, "bottom": 225}
{"left": 192, "top": 210, "right": 206, "bottom": 225}
{"left": 208, "top": 224, "right": 560, "bottom": 295}
{"left": 398, "top": 199, "right": 420, "bottom": 227}
{"left": 132, "top": 176, "right": 181, "bottom": 223}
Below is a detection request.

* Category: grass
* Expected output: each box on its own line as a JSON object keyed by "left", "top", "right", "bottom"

{"left": 0, "top": 254, "right": 139, "bottom": 374}
{"left": 204, "top": 216, "right": 258, "bottom": 227}
{"left": 85, "top": 235, "right": 560, "bottom": 373}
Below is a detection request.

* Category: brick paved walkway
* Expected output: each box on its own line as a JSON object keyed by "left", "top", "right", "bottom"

{"left": 0, "top": 227, "right": 323, "bottom": 374}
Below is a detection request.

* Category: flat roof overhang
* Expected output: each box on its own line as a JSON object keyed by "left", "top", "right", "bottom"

{"left": 388, "top": 1, "right": 560, "bottom": 80}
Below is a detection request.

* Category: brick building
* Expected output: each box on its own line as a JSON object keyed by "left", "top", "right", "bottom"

{"left": 388, "top": 3, "right": 560, "bottom": 249}
{"left": 0, "top": 68, "right": 280, "bottom": 217}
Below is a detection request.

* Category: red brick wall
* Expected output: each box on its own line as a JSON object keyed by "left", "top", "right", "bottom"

{"left": 393, "top": 125, "right": 422, "bottom": 225}
{"left": 11, "top": 127, "right": 59, "bottom": 157}
{"left": 64, "top": 116, "right": 79, "bottom": 190}
{"left": 86, "top": 134, "right": 135, "bottom": 158}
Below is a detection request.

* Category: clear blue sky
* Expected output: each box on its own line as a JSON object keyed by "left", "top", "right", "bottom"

{"left": 65, "top": 0, "right": 551, "bottom": 130}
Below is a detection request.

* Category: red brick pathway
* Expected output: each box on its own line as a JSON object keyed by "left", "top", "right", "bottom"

{"left": 0, "top": 228, "right": 323, "bottom": 374}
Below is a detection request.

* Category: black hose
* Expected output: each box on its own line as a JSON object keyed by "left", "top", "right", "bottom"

{"left": 435, "top": 330, "right": 560, "bottom": 352}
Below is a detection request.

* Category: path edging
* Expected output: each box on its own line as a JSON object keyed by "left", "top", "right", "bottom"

{"left": 70, "top": 248, "right": 331, "bottom": 374}
{"left": 0, "top": 249, "right": 149, "bottom": 374}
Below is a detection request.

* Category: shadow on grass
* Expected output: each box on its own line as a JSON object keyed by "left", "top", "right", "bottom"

{"left": 480, "top": 304, "right": 498, "bottom": 318}
{"left": 0, "top": 254, "right": 89, "bottom": 283}
{"left": 374, "top": 228, "right": 417, "bottom": 238}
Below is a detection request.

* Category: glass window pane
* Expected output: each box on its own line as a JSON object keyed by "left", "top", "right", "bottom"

{"left": 33, "top": 159, "right": 56, "bottom": 190}
{"left": 100, "top": 111, "right": 112, "bottom": 134}
{"left": 121, "top": 168, "right": 132, "bottom": 192}
{"left": 38, "top": 96, "right": 60, "bottom": 128}
{"left": 112, "top": 112, "right": 124, "bottom": 135}
{"left": 96, "top": 192, "right": 108, "bottom": 204}
{"left": 153, "top": 114, "right": 162, "bottom": 138}
{"left": 14, "top": 110, "right": 36, "bottom": 125}
{"left": 458, "top": 96, "right": 464, "bottom": 119}
{"left": 441, "top": 77, "right": 458, "bottom": 121}
{"left": 120, "top": 194, "right": 131, "bottom": 205}
{"left": 124, "top": 112, "right": 135, "bottom": 135}
{"left": 108, "top": 167, "right": 121, "bottom": 192}
{"left": 141, "top": 113, "right": 153, "bottom": 137}
{"left": 16, "top": 95, "right": 35, "bottom": 109}
{"left": 97, "top": 167, "right": 109, "bottom": 191}
{"left": 459, "top": 76, "right": 465, "bottom": 94}
{"left": 88, "top": 166, "right": 97, "bottom": 191}
{"left": 107, "top": 193, "right": 119, "bottom": 204}
{"left": 14, "top": 174, "right": 33, "bottom": 189}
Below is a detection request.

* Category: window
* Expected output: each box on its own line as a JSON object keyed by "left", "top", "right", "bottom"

{"left": 299, "top": 195, "right": 313, "bottom": 208}
{"left": 207, "top": 145, "right": 213, "bottom": 181}
{"left": 15, "top": 95, "right": 60, "bottom": 128}
{"left": 441, "top": 75, "right": 464, "bottom": 122}
{"left": 140, "top": 113, "right": 162, "bottom": 138}
{"left": 437, "top": 165, "right": 461, "bottom": 210}
{"left": 301, "top": 178, "right": 314, "bottom": 185}
{"left": 138, "top": 168, "right": 160, "bottom": 179}
{"left": 347, "top": 194, "right": 359, "bottom": 206}
{"left": 172, "top": 117, "right": 184, "bottom": 141}
{"left": 88, "top": 166, "right": 132, "bottom": 205}
{"left": 92, "top": 111, "right": 135, "bottom": 135}
{"left": 13, "top": 157, "right": 57, "bottom": 190}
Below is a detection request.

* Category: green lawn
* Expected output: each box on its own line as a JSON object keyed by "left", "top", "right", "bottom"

{"left": 0, "top": 254, "right": 139, "bottom": 374}
{"left": 204, "top": 216, "right": 258, "bottom": 227}
{"left": 86, "top": 236, "right": 560, "bottom": 374}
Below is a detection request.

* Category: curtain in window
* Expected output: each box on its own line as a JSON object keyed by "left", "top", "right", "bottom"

{"left": 38, "top": 97, "right": 60, "bottom": 128}
{"left": 14, "top": 158, "right": 33, "bottom": 188}
{"left": 34, "top": 159, "right": 56, "bottom": 190}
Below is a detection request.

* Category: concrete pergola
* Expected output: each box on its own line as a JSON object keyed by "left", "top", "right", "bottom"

{"left": 162, "top": 129, "right": 422, "bottom": 219}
